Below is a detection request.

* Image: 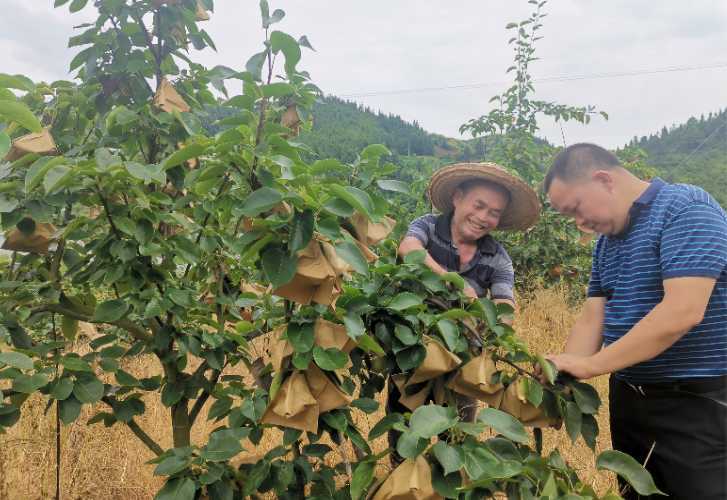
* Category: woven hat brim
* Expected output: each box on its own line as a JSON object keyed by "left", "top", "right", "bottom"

{"left": 427, "top": 162, "right": 540, "bottom": 231}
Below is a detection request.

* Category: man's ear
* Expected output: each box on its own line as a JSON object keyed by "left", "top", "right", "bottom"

{"left": 591, "top": 170, "right": 614, "bottom": 192}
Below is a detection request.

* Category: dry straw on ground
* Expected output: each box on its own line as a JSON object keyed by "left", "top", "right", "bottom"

{"left": 0, "top": 286, "right": 616, "bottom": 499}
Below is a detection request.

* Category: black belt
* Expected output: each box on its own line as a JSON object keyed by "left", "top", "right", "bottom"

{"left": 618, "top": 375, "right": 727, "bottom": 396}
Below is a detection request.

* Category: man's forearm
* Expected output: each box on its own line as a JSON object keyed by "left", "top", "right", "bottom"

{"left": 564, "top": 298, "right": 605, "bottom": 356}
{"left": 589, "top": 300, "right": 699, "bottom": 376}
{"left": 399, "top": 237, "right": 448, "bottom": 275}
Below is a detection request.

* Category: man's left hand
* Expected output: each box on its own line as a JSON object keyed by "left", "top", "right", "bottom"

{"left": 547, "top": 353, "right": 599, "bottom": 380}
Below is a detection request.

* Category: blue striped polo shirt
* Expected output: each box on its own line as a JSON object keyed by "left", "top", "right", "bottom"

{"left": 588, "top": 178, "right": 727, "bottom": 382}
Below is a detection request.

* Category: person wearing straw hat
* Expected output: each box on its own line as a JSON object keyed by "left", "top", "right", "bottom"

{"left": 389, "top": 162, "right": 539, "bottom": 466}
{"left": 398, "top": 162, "right": 540, "bottom": 306}
{"left": 543, "top": 143, "right": 727, "bottom": 500}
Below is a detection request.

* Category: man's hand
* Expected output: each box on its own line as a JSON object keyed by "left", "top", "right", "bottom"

{"left": 463, "top": 284, "right": 478, "bottom": 300}
{"left": 547, "top": 353, "right": 599, "bottom": 380}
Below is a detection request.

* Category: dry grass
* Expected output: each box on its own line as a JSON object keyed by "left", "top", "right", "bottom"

{"left": 0, "top": 286, "right": 615, "bottom": 498}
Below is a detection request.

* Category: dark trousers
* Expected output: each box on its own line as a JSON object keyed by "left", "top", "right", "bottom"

{"left": 386, "top": 379, "right": 478, "bottom": 467}
{"left": 609, "top": 375, "right": 727, "bottom": 500}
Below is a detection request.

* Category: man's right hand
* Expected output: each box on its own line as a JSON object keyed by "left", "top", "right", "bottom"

{"left": 463, "top": 284, "right": 478, "bottom": 300}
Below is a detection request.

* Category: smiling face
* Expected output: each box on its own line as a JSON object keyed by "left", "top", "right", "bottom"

{"left": 547, "top": 171, "right": 629, "bottom": 236}
{"left": 450, "top": 183, "right": 510, "bottom": 243}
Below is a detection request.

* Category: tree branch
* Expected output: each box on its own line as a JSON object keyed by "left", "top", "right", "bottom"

{"left": 188, "top": 368, "right": 221, "bottom": 425}
{"left": 32, "top": 304, "right": 151, "bottom": 343}
{"left": 101, "top": 396, "right": 163, "bottom": 456}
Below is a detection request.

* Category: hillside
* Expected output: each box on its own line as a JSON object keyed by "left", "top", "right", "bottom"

{"left": 629, "top": 108, "right": 727, "bottom": 205}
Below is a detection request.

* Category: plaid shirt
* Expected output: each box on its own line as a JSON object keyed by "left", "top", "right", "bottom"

{"left": 405, "top": 213, "right": 515, "bottom": 301}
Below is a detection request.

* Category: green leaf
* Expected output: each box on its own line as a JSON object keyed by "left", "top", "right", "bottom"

{"left": 261, "top": 82, "right": 295, "bottom": 98}
{"left": 436, "top": 319, "right": 459, "bottom": 352}
{"left": 0, "top": 99, "right": 42, "bottom": 132}
{"left": 312, "top": 346, "right": 348, "bottom": 371}
{"left": 440, "top": 272, "right": 465, "bottom": 290}
{"left": 394, "top": 323, "right": 418, "bottom": 346}
{"left": 322, "top": 197, "right": 354, "bottom": 217}
{"left": 329, "top": 185, "right": 373, "bottom": 219}
{"left": 596, "top": 450, "right": 666, "bottom": 496}
{"left": 93, "top": 299, "right": 129, "bottom": 322}
{"left": 581, "top": 413, "right": 599, "bottom": 450}
{"left": 60, "top": 356, "right": 93, "bottom": 372}
{"left": 376, "top": 179, "right": 410, "bottom": 195}
{"left": 116, "top": 369, "right": 140, "bottom": 387}
{"left": 202, "top": 427, "right": 250, "bottom": 462}
{"left": 564, "top": 401, "right": 582, "bottom": 443}
{"left": 155, "top": 477, "right": 196, "bottom": 500}
{"left": 356, "top": 334, "right": 385, "bottom": 356}
{"left": 403, "top": 249, "right": 426, "bottom": 265}
{"left": 286, "top": 322, "right": 314, "bottom": 353}
{"left": 73, "top": 377, "right": 104, "bottom": 404}
{"left": 0, "top": 193, "right": 18, "bottom": 213}
{"left": 369, "top": 413, "right": 405, "bottom": 439}
{"left": 261, "top": 245, "right": 297, "bottom": 288}
{"left": 0, "top": 73, "right": 35, "bottom": 92}
{"left": 240, "top": 187, "right": 283, "bottom": 217}
{"left": 571, "top": 381, "right": 601, "bottom": 414}
{"left": 431, "top": 462, "right": 462, "bottom": 498}
{"left": 536, "top": 354, "right": 557, "bottom": 385}
{"left": 410, "top": 404, "right": 458, "bottom": 438}
{"left": 162, "top": 143, "right": 206, "bottom": 170}
{"left": 25, "top": 156, "right": 65, "bottom": 193}
{"left": 61, "top": 316, "right": 78, "bottom": 341}
{"left": 334, "top": 241, "right": 368, "bottom": 274}
{"left": 125, "top": 162, "right": 166, "bottom": 185}
{"left": 270, "top": 31, "right": 301, "bottom": 73}
{"left": 477, "top": 408, "right": 529, "bottom": 444}
{"left": 50, "top": 377, "right": 74, "bottom": 400}
{"left": 395, "top": 344, "right": 426, "bottom": 371}
{"left": 69, "top": 0, "right": 89, "bottom": 13}
{"left": 343, "top": 311, "right": 366, "bottom": 340}
{"left": 245, "top": 51, "right": 266, "bottom": 81}
{"left": 12, "top": 373, "right": 48, "bottom": 393}
{"left": 0, "top": 131, "right": 10, "bottom": 158}
{"left": 351, "top": 397, "right": 379, "bottom": 414}
{"left": 154, "top": 455, "right": 190, "bottom": 476}
{"left": 432, "top": 441, "right": 463, "bottom": 476}
{"left": 360, "top": 144, "right": 391, "bottom": 160}
{"left": 288, "top": 210, "right": 313, "bottom": 254}
{"left": 523, "top": 377, "right": 543, "bottom": 407}
{"left": 350, "top": 461, "right": 375, "bottom": 500}
{"left": 0, "top": 351, "right": 33, "bottom": 370}
{"left": 396, "top": 429, "right": 428, "bottom": 459}
{"left": 59, "top": 396, "right": 82, "bottom": 424}
{"left": 387, "top": 292, "right": 423, "bottom": 311}
{"left": 43, "top": 165, "right": 73, "bottom": 194}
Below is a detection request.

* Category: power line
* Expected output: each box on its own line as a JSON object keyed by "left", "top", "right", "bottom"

{"left": 675, "top": 116, "right": 727, "bottom": 170}
{"left": 337, "top": 61, "right": 727, "bottom": 99}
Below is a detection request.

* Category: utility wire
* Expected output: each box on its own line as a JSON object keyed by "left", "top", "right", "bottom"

{"left": 338, "top": 61, "right": 727, "bottom": 98}
{"left": 675, "top": 117, "right": 727, "bottom": 170}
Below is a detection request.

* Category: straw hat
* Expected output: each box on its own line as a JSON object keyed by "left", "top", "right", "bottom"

{"left": 427, "top": 162, "right": 540, "bottom": 231}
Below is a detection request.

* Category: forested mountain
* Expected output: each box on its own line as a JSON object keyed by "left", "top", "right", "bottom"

{"left": 628, "top": 109, "right": 727, "bottom": 205}
{"left": 298, "top": 96, "right": 449, "bottom": 162}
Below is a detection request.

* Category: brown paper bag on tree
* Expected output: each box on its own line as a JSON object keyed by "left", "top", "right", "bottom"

{"left": 153, "top": 78, "right": 190, "bottom": 113}
{"left": 350, "top": 213, "right": 396, "bottom": 246}
{"left": 407, "top": 338, "right": 461, "bottom": 385}
{"left": 391, "top": 375, "right": 433, "bottom": 412}
{"left": 281, "top": 104, "right": 301, "bottom": 137}
{"left": 447, "top": 352, "right": 504, "bottom": 408}
{"left": 5, "top": 129, "right": 58, "bottom": 162}
{"left": 274, "top": 239, "right": 341, "bottom": 306}
{"left": 261, "top": 371, "right": 320, "bottom": 433}
{"left": 371, "top": 456, "right": 443, "bottom": 500}
{"left": 195, "top": 0, "right": 210, "bottom": 21}
{"left": 2, "top": 222, "right": 57, "bottom": 254}
{"left": 499, "top": 377, "right": 560, "bottom": 428}
{"left": 305, "top": 364, "right": 353, "bottom": 414}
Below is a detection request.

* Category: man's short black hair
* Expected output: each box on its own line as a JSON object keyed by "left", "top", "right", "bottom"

{"left": 544, "top": 143, "right": 621, "bottom": 193}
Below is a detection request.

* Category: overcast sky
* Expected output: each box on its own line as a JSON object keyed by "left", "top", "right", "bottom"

{"left": 3, "top": 1, "right": 726, "bottom": 148}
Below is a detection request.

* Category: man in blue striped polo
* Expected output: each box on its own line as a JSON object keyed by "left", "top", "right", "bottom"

{"left": 545, "top": 143, "right": 727, "bottom": 500}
